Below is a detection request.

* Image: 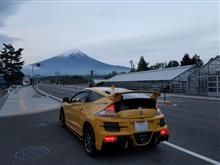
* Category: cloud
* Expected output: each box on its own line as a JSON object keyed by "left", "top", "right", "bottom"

{"left": 0, "top": 0, "right": 26, "bottom": 44}
{"left": 1, "top": 0, "right": 218, "bottom": 66}
{"left": 0, "top": 0, "right": 24, "bottom": 27}
{"left": 92, "top": 13, "right": 119, "bottom": 19}
{"left": 0, "top": 34, "right": 21, "bottom": 45}
{"left": 80, "top": 23, "right": 219, "bottom": 65}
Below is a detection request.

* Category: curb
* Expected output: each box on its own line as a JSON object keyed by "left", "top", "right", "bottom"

{"left": 34, "top": 85, "right": 62, "bottom": 102}
{"left": 163, "top": 100, "right": 172, "bottom": 105}
{"left": 157, "top": 100, "right": 173, "bottom": 106}
{"left": 167, "top": 95, "right": 220, "bottom": 102}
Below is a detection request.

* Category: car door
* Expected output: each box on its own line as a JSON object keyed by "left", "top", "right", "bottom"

{"left": 68, "top": 91, "right": 89, "bottom": 134}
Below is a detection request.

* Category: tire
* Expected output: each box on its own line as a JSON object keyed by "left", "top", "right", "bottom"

{"left": 59, "top": 108, "right": 66, "bottom": 128}
{"left": 84, "top": 125, "right": 98, "bottom": 156}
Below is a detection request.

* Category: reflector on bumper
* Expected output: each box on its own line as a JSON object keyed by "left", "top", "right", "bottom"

{"left": 103, "top": 136, "right": 117, "bottom": 143}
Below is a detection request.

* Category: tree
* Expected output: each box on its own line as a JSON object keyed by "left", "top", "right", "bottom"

{"left": 104, "top": 71, "right": 118, "bottom": 79}
{"left": 167, "top": 60, "right": 179, "bottom": 68}
{"left": 191, "top": 54, "right": 203, "bottom": 67}
{"left": 149, "top": 62, "right": 167, "bottom": 70}
{"left": 180, "top": 53, "right": 204, "bottom": 67}
{"left": 0, "top": 59, "right": 3, "bottom": 74}
{"left": 137, "top": 56, "right": 149, "bottom": 71}
{"left": 181, "top": 53, "right": 192, "bottom": 66}
{"left": 0, "top": 43, "right": 24, "bottom": 85}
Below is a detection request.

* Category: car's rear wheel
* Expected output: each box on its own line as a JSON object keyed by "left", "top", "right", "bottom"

{"left": 59, "top": 108, "right": 66, "bottom": 128}
{"left": 84, "top": 125, "right": 98, "bottom": 156}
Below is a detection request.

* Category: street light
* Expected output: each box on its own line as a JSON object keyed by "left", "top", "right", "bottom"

{"left": 55, "top": 71, "right": 60, "bottom": 84}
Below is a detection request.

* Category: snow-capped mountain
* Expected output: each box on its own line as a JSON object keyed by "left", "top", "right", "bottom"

{"left": 22, "top": 49, "right": 129, "bottom": 76}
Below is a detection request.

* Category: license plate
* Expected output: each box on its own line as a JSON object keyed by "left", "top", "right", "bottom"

{"left": 134, "top": 121, "right": 148, "bottom": 132}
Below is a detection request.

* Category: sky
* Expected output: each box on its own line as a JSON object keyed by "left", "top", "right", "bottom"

{"left": 0, "top": 0, "right": 219, "bottom": 67}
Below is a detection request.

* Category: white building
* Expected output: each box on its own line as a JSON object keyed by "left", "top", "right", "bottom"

{"left": 188, "top": 56, "right": 220, "bottom": 97}
{"left": 102, "top": 56, "right": 220, "bottom": 97}
{"left": 102, "top": 65, "right": 195, "bottom": 93}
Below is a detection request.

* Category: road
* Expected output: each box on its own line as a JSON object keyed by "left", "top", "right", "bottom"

{"left": 0, "top": 83, "right": 219, "bottom": 165}
{"left": 37, "top": 84, "right": 84, "bottom": 99}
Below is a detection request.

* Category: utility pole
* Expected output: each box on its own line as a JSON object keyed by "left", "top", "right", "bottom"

{"left": 89, "top": 70, "right": 95, "bottom": 87}
{"left": 32, "top": 64, "right": 34, "bottom": 87}
{"left": 130, "top": 60, "right": 134, "bottom": 72}
{"left": 55, "top": 71, "right": 60, "bottom": 84}
{"left": 32, "top": 63, "right": 41, "bottom": 87}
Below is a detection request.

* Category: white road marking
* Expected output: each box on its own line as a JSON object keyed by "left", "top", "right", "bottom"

{"left": 157, "top": 103, "right": 177, "bottom": 107}
{"left": 163, "top": 142, "right": 220, "bottom": 165}
{"left": 171, "top": 100, "right": 184, "bottom": 103}
{"left": 19, "top": 91, "right": 26, "bottom": 113}
{"left": 35, "top": 86, "right": 62, "bottom": 102}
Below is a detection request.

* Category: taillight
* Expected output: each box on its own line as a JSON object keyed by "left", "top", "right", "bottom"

{"left": 106, "top": 104, "right": 115, "bottom": 112}
{"left": 96, "top": 104, "right": 118, "bottom": 118}
{"left": 103, "top": 136, "right": 117, "bottom": 143}
{"left": 160, "top": 129, "right": 169, "bottom": 136}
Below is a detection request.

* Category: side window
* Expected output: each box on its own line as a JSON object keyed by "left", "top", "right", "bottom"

{"left": 88, "top": 91, "right": 103, "bottom": 102}
{"left": 71, "top": 92, "right": 89, "bottom": 103}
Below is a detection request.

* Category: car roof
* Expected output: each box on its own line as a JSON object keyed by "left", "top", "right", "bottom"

{"left": 87, "top": 87, "right": 130, "bottom": 95}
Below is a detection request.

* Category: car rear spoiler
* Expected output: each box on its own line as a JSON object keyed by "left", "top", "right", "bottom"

{"left": 108, "top": 90, "right": 160, "bottom": 102}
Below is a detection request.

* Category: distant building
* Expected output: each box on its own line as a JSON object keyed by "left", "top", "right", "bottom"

{"left": 102, "top": 65, "right": 195, "bottom": 93}
{"left": 101, "top": 56, "right": 220, "bottom": 97}
{"left": 188, "top": 55, "right": 220, "bottom": 97}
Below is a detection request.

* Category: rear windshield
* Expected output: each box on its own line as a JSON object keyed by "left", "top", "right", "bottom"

{"left": 115, "top": 98, "right": 156, "bottom": 112}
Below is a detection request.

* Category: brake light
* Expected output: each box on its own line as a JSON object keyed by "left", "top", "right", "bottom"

{"left": 160, "top": 129, "right": 169, "bottom": 136}
{"left": 96, "top": 104, "right": 118, "bottom": 118}
{"left": 103, "top": 136, "right": 117, "bottom": 143}
{"left": 106, "top": 104, "right": 115, "bottom": 112}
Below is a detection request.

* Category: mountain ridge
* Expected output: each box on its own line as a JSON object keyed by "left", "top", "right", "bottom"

{"left": 22, "top": 49, "right": 129, "bottom": 76}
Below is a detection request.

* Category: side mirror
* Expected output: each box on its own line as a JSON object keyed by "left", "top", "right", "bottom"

{"left": 63, "top": 97, "right": 70, "bottom": 103}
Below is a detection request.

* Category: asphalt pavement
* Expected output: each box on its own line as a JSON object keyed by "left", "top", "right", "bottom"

{"left": 160, "top": 97, "right": 220, "bottom": 161}
{"left": 0, "top": 83, "right": 219, "bottom": 165}
{"left": 0, "top": 109, "right": 212, "bottom": 165}
{"left": 37, "top": 84, "right": 83, "bottom": 99}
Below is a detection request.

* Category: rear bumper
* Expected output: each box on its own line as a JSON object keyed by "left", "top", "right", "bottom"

{"left": 97, "top": 131, "right": 169, "bottom": 150}
{"left": 92, "top": 116, "right": 169, "bottom": 150}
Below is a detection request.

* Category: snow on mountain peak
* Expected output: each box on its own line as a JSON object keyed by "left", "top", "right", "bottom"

{"left": 57, "top": 49, "right": 88, "bottom": 58}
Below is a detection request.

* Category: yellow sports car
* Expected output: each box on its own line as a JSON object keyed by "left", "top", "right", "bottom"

{"left": 59, "top": 87, "right": 169, "bottom": 156}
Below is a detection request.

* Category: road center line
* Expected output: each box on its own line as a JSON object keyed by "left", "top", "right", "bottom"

{"left": 163, "top": 141, "right": 220, "bottom": 165}
{"left": 19, "top": 91, "right": 26, "bottom": 113}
